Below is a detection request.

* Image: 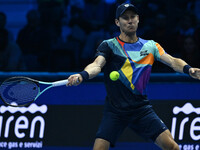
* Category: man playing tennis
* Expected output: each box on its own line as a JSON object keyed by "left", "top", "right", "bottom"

{"left": 67, "top": 3, "right": 200, "bottom": 150}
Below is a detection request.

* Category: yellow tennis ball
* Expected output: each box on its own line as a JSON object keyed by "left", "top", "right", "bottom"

{"left": 109, "top": 71, "right": 120, "bottom": 81}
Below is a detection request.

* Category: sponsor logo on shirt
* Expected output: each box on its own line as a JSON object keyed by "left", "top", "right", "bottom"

{"left": 140, "top": 50, "right": 149, "bottom": 56}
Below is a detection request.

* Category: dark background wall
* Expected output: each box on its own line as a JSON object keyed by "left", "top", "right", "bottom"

{"left": 0, "top": 0, "right": 200, "bottom": 72}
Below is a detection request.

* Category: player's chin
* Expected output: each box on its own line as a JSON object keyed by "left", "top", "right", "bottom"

{"left": 126, "top": 28, "right": 137, "bottom": 33}
{"left": 125, "top": 30, "right": 136, "bottom": 36}
{"left": 131, "top": 28, "right": 137, "bottom": 32}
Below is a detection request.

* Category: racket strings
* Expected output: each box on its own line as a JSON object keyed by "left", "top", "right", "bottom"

{"left": 0, "top": 79, "right": 39, "bottom": 106}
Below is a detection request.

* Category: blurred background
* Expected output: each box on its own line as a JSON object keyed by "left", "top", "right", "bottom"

{"left": 1, "top": 0, "right": 200, "bottom": 73}
{"left": 0, "top": 0, "right": 200, "bottom": 150}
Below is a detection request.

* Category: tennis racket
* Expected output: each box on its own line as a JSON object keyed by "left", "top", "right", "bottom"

{"left": 0, "top": 76, "right": 70, "bottom": 107}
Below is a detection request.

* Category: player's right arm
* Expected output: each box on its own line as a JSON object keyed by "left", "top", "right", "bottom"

{"left": 67, "top": 55, "right": 106, "bottom": 86}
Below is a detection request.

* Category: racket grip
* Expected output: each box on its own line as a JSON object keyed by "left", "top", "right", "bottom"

{"left": 52, "top": 79, "right": 69, "bottom": 87}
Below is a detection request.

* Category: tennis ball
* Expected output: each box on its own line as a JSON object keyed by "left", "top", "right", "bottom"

{"left": 109, "top": 71, "right": 120, "bottom": 81}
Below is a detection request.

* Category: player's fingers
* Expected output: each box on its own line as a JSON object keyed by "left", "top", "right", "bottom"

{"left": 192, "top": 69, "right": 196, "bottom": 74}
{"left": 71, "top": 76, "right": 81, "bottom": 86}
{"left": 189, "top": 68, "right": 195, "bottom": 74}
{"left": 67, "top": 74, "right": 83, "bottom": 86}
{"left": 67, "top": 75, "right": 75, "bottom": 86}
{"left": 71, "top": 77, "right": 77, "bottom": 86}
{"left": 73, "top": 77, "right": 80, "bottom": 86}
{"left": 189, "top": 68, "right": 200, "bottom": 80}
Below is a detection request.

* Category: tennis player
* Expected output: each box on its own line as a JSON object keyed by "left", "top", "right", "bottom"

{"left": 67, "top": 3, "right": 200, "bottom": 150}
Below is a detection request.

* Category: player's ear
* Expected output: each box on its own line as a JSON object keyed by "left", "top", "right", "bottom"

{"left": 137, "top": 15, "right": 139, "bottom": 23}
{"left": 115, "top": 19, "right": 120, "bottom": 27}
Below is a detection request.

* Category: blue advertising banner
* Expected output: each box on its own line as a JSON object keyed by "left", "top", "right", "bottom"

{"left": 0, "top": 72, "right": 199, "bottom": 150}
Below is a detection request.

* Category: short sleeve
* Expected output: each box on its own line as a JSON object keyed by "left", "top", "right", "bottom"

{"left": 154, "top": 42, "right": 166, "bottom": 61}
{"left": 95, "top": 41, "right": 111, "bottom": 61}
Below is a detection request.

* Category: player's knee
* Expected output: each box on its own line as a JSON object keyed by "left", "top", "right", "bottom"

{"left": 172, "top": 143, "right": 180, "bottom": 150}
{"left": 165, "top": 142, "right": 179, "bottom": 150}
{"left": 93, "top": 138, "right": 110, "bottom": 150}
{"left": 93, "top": 144, "right": 109, "bottom": 150}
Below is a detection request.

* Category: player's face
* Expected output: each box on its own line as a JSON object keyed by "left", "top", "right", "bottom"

{"left": 115, "top": 10, "right": 139, "bottom": 36}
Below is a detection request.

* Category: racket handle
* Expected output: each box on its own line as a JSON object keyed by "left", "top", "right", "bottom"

{"left": 52, "top": 79, "right": 69, "bottom": 87}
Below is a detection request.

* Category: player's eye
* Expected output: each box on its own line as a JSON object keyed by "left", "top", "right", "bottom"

{"left": 121, "top": 15, "right": 129, "bottom": 20}
{"left": 131, "top": 15, "right": 137, "bottom": 19}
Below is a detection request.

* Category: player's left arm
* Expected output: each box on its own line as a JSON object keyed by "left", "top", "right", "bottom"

{"left": 160, "top": 53, "right": 200, "bottom": 80}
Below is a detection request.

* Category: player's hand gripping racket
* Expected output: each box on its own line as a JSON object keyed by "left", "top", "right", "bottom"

{"left": 0, "top": 76, "right": 70, "bottom": 107}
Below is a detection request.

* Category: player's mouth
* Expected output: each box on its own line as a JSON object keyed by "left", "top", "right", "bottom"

{"left": 128, "top": 26, "right": 135, "bottom": 30}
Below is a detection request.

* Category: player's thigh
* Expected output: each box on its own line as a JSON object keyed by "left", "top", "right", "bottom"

{"left": 95, "top": 111, "right": 129, "bottom": 147}
{"left": 129, "top": 106, "right": 168, "bottom": 142}
{"left": 93, "top": 138, "right": 110, "bottom": 150}
{"left": 155, "top": 129, "right": 179, "bottom": 150}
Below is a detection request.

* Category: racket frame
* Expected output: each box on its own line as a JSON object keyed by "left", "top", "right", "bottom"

{"left": 0, "top": 76, "right": 68, "bottom": 107}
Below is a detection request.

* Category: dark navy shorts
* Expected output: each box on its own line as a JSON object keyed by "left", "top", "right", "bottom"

{"left": 95, "top": 100, "right": 168, "bottom": 147}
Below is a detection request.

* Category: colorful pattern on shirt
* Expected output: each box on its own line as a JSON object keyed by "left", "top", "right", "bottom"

{"left": 106, "top": 37, "right": 165, "bottom": 95}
